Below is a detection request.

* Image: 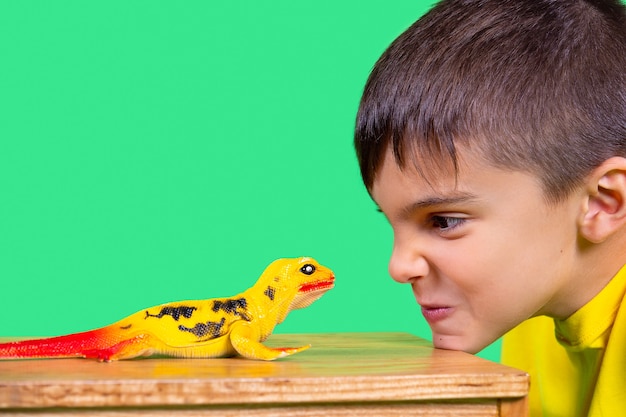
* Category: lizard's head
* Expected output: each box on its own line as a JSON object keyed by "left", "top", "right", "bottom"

{"left": 259, "top": 257, "right": 335, "bottom": 314}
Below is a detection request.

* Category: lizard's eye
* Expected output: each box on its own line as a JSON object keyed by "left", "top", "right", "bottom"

{"left": 300, "top": 264, "right": 316, "bottom": 275}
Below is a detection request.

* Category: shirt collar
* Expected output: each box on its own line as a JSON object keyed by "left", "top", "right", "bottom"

{"left": 554, "top": 264, "right": 626, "bottom": 351}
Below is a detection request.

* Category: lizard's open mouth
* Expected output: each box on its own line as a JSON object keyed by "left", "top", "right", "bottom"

{"left": 298, "top": 275, "right": 335, "bottom": 293}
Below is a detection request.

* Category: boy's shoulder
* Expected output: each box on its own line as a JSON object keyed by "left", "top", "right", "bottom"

{"left": 502, "top": 264, "right": 626, "bottom": 416}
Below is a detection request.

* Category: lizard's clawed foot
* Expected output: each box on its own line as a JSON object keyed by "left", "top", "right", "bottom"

{"left": 274, "top": 344, "right": 311, "bottom": 358}
{"left": 230, "top": 323, "right": 312, "bottom": 360}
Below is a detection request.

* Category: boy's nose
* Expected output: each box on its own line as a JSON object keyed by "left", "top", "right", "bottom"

{"left": 388, "top": 243, "right": 429, "bottom": 284}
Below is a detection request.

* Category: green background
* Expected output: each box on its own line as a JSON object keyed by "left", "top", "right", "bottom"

{"left": 0, "top": 1, "right": 500, "bottom": 361}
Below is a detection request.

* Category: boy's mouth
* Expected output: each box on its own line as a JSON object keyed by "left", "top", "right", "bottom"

{"left": 420, "top": 305, "right": 453, "bottom": 325}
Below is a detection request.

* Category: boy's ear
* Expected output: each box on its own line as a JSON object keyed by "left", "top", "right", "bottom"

{"left": 579, "top": 157, "right": 626, "bottom": 243}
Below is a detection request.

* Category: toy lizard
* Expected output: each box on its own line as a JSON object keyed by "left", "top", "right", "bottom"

{"left": 0, "top": 257, "right": 334, "bottom": 362}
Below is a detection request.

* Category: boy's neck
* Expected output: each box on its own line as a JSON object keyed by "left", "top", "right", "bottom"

{"left": 548, "top": 236, "right": 626, "bottom": 320}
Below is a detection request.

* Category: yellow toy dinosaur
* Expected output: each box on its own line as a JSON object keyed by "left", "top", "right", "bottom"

{"left": 0, "top": 257, "right": 334, "bottom": 361}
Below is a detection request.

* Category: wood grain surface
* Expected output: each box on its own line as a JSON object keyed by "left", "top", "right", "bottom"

{"left": 0, "top": 332, "right": 528, "bottom": 416}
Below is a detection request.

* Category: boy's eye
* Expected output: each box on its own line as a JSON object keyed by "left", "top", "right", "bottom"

{"left": 431, "top": 215, "right": 465, "bottom": 231}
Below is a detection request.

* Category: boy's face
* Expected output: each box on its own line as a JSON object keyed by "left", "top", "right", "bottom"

{"left": 370, "top": 147, "right": 583, "bottom": 353}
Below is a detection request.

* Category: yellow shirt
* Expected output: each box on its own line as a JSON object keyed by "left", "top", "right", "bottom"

{"left": 502, "top": 265, "right": 626, "bottom": 417}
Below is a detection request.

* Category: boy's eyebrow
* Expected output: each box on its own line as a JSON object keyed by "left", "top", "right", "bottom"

{"left": 401, "top": 193, "right": 479, "bottom": 216}
{"left": 373, "top": 193, "right": 479, "bottom": 217}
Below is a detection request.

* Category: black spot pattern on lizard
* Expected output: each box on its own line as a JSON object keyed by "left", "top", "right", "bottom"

{"left": 178, "top": 317, "right": 226, "bottom": 340}
{"left": 264, "top": 286, "right": 276, "bottom": 301}
{"left": 145, "top": 306, "right": 198, "bottom": 321}
{"left": 212, "top": 298, "right": 251, "bottom": 321}
{"left": 119, "top": 324, "right": 132, "bottom": 330}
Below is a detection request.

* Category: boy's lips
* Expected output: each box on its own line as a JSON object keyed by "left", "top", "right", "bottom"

{"left": 420, "top": 305, "right": 453, "bottom": 324}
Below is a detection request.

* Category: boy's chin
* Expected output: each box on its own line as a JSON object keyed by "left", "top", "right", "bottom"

{"left": 431, "top": 333, "right": 489, "bottom": 354}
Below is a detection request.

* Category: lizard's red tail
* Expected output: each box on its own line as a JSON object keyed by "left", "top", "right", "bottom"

{"left": 0, "top": 328, "right": 116, "bottom": 361}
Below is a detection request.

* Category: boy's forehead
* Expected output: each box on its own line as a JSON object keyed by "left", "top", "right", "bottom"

{"left": 370, "top": 145, "right": 546, "bottom": 214}
{"left": 371, "top": 148, "right": 462, "bottom": 206}
{"left": 374, "top": 146, "right": 460, "bottom": 189}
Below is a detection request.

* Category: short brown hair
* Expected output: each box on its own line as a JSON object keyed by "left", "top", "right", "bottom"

{"left": 354, "top": 0, "right": 626, "bottom": 202}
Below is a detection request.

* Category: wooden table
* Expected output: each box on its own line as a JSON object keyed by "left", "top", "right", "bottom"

{"left": 0, "top": 332, "right": 528, "bottom": 416}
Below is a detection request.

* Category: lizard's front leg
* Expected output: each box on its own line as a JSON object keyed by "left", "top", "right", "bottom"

{"left": 229, "top": 322, "right": 310, "bottom": 361}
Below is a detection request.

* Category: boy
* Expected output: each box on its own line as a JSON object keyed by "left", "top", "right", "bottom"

{"left": 353, "top": 0, "right": 626, "bottom": 416}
